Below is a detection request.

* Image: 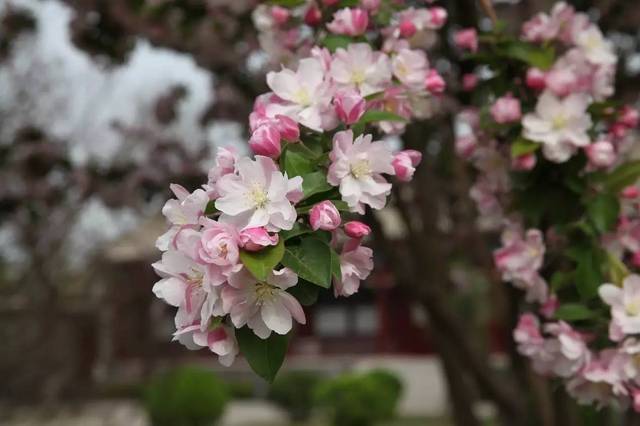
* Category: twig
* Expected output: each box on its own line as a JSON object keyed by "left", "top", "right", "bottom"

{"left": 478, "top": 0, "right": 498, "bottom": 25}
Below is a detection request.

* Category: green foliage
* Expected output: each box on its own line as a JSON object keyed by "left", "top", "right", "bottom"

{"left": 586, "top": 193, "right": 619, "bottom": 234}
{"left": 510, "top": 137, "right": 540, "bottom": 158}
{"left": 321, "top": 35, "right": 353, "bottom": 52}
{"left": 315, "top": 370, "right": 404, "bottom": 426}
{"left": 497, "top": 40, "right": 556, "bottom": 70}
{"left": 239, "top": 238, "right": 285, "bottom": 282}
{"left": 268, "top": 371, "right": 323, "bottom": 421}
{"left": 144, "top": 366, "right": 229, "bottom": 426}
{"left": 282, "top": 237, "right": 335, "bottom": 288}
{"left": 301, "top": 171, "right": 333, "bottom": 199}
{"left": 287, "top": 278, "right": 321, "bottom": 305}
{"left": 601, "top": 160, "right": 640, "bottom": 193}
{"left": 568, "top": 244, "right": 605, "bottom": 301}
{"left": 236, "top": 327, "right": 290, "bottom": 383}
{"left": 554, "top": 303, "right": 597, "bottom": 321}
{"left": 281, "top": 143, "right": 318, "bottom": 178}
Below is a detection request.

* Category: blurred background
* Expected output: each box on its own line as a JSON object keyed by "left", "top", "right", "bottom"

{"left": 1, "top": 0, "right": 639, "bottom": 425}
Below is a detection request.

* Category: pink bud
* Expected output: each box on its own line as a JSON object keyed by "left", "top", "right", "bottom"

{"left": 633, "top": 251, "right": 640, "bottom": 268}
{"left": 327, "top": 8, "right": 368, "bottom": 36}
{"left": 585, "top": 140, "right": 616, "bottom": 168}
{"left": 622, "top": 186, "right": 640, "bottom": 199}
{"left": 309, "top": 201, "right": 341, "bottom": 231}
{"left": 361, "top": 0, "right": 380, "bottom": 12}
{"left": 424, "top": 69, "right": 446, "bottom": 94}
{"left": 334, "top": 90, "right": 366, "bottom": 125}
{"left": 455, "top": 135, "right": 477, "bottom": 159}
{"left": 620, "top": 105, "right": 639, "bottom": 128}
{"left": 462, "top": 73, "right": 478, "bottom": 91}
{"left": 249, "top": 125, "right": 281, "bottom": 158}
{"left": 304, "top": 5, "right": 322, "bottom": 26}
{"left": 239, "top": 227, "right": 279, "bottom": 252}
{"left": 539, "top": 295, "right": 558, "bottom": 319}
{"left": 275, "top": 115, "right": 300, "bottom": 141}
{"left": 270, "top": 6, "right": 290, "bottom": 25}
{"left": 399, "top": 20, "right": 417, "bottom": 38}
{"left": 610, "top": 122, "right": 628, "bottom": 140}
{"left": 633, "top": 388, "right": 640, "bottom": 413}
{"left": 344, "top": 221, "right": 371, "bottom": 238}
{"left": 490, "top": 94, "right": 521, "bottom": 124}
{"left": 453, "top": 28, "right": 478, "bottom": 52}
{"left": 393, "top": 149, "right": 422, "bottom": 182}
{"left": 525, "top": 68, "right": 547, "bottom": 90}
{"left": 428, "top": 7, "right": 447, "bottom": 28}
{"left": 512, "top": 153, "right": 537, "bottom": 171}
{"left": 545, "top": 68, "right": 577, "bottom": 97}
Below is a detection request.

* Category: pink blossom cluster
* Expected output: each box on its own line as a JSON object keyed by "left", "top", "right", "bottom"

{"left": 251, "top": 2, "right": 447, "bottom": 138}
{"left": 456, "top": 2, "right": 640, "bottom": 411}
{"left": 153, "top": 1, "right": 438, "bottom": 371}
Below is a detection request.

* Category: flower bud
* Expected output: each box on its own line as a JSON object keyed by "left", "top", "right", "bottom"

{"left": 249, "top": 125, "right": 281, "bottom": 158}
{"left": 304, "top": 5, "right": 322, "bottom": 26}
{"left": 622, "top": 186, "right": 640, "bottom": 199}
{"left": 490, "top": 94, "right": 521, "bottom": 124}
{"left": 585, "top": 140, "right": 616, "bottom": 168}
{"left": 512, "top": 153, "right": 537, "bottom": 171}
{"left": 327, "top": 8, "right": 368, "bottom": 36}
{"left": 525, "top": 68, "right": 547, "bottom": 90}
{"left": 455, "top": 135, "right": 477, "bottom": 159}
{"left": 462, "top": 73, "right": 478, "bottom": 91}
{"left": 344, "top": 221, "right": 371, "bottom": 238}
{"left": 399, "top": 20, "right": 417, "bottom": 38}
{"left": 275, "top": 115, "right": 300, "bottom": 141}
{"left": 309, "top": 201, "right": 341, "bottom": 231}
{"left": 270, "top": 6, "right": 290, "bottom": 25}
{"left": 633, "top": 251, "right": 640, "bottom": 268}
{"left": 453, "top": 28, "right": 478, "bottom": 52}
{"left": 361, "top": 0, "right": 380, "bottom": 12}
{"left": 392, "top": 149, "right": 422, "bottom": 182}
{"left": 428, "top": 7, "right": 447, "bottom": 28}
{"left": 424, "top": 69, "right": 445, "bottom": 94}
{"left": 334, "top": 90, "right": 366, "bottom": 125}
{"left": 239, "top": 227, "right": 279, "bottom": 252}
{"left": 620, "top": 105, "right": 639, "bottom": 128}
{"left": 545, "top": 68, "right": 577, "bottom": 97}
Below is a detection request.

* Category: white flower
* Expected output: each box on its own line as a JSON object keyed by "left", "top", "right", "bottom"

{"left": 173, "top": 322, "right": 239, "bottom": 367}
{"left": 574, "top": 25, "right": 616, "bottom": 66}
{"left": 522, "top": 91, "right": 592, "bottom": 162}
{"left": 215, "top": 156, "right": 302, "bottom": 231}
{"left": 327, "top": 130, "right": 395, "bottom": 214}
{"left": 222, "top": 267, "right": 306, "bottom": 338}
{"left": 156, "top": 184, "right": 209, "bottom": 251}
{"left": 600, "top": 275, "right": 640, "bottom": 339}
{"left": 330, "top": 43, "right": 392, "bottom": 96}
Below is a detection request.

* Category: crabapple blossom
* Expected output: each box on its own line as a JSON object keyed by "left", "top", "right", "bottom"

{"left": 334, "top": 240, "right": 373, "bottom": 297}
{"left": 223, "top": 267, "right": 306, "bottom": 338}
{"left": 620, "top": 105, "right": 639, "bottom": 129}
{"left": 249, "top": 124, "right": 281, "bottom": 158}
{"left": 522, "top": 91, "right": 592, "bottom": 162}
{"left": 424, "top": 69, "right": 446, "bottom": 94}
{"left": 512, "top": 153, "right": 537, "bottom": 171}
{"left": 309, "top": 201, "right": 341, "bottom": 231}
{"left": 198, "top": 219, "right": 241, "bottom": 267}
{"left": 490, "top": 94, "right": 521, "bottom": 124}
{"left": 174, "top": 322, "right": 239, "bottom": 367}
{"left": 333, "top": 89, "right": 366, "bottom": 125}
{"left": 156, "top": 185, "right": 209, "bottom": 251}
{"left": 215, "top": 156, "right": 301, "bottom": 231}
{"left": 585, "top": 140, "right": 616, "bottom": 168}
{"left": 344, "top": 221, "right": 371, "bottom": 239}
{"left": 391, "top": 49, "right": 429, "bottom": 90}
{"left": 453, "top": 28, "right": 478, "bottom": 52}
{"left": 392, "top": 149, "right": 422, "bottom": 182}
{"left": 462, "top": 73, "right": 478, "bottom": 91}
{"left": 600, "top": 275, "right": 640, "bottom": 340}
{"left": 327, "top": 130, "right": 395, "bottom": 214}
{"left": 327, "top": 8, "right": 369, "bottom": 37}
{"left": 514, "top": 313, "right": 545, "bottom": 357}
{"left": 526, "top": 68, "right": 547, "bottom": 90}
{"left": 330, "top": 43, "right": 392, "bottom": 97}
{"left": 574, "top": 26, "right": 616, "bottom": 66}
{"left": 238, "top": 227, "right": 279, "bottom": 252}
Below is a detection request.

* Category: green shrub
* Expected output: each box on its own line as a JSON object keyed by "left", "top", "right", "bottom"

{"left": 268, "top": 371, "right": 322, "bottom": 421}
{"left": 314, "top": 369, "right": 404, "bottom": 426}
{"left": 144, "top": 366, "right": 229, "bottom": 426}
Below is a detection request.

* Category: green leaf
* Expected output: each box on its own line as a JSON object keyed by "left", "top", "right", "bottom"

{"left": 296, "top": 199, "right": 349, "bottom": 214}
{"left": 550, "top": 270, "right": 575, "bottom": 292}
{"left": 280, "top": 222, "right": 313, "bottom": 241}
{"left": 587, "top": 193, "right": 620, "bottom": 234}
{"left": 511, "top": 137, "right": 540, "bottom": 158}
{"left": 239, "top": 238, "right": 285, "bottom": 281}
{"left": 268, "top": 0, "right": 306, "bottom": 6}
{"left": 287, "top": 279, "right": 320, "bottom": 306}
{"left": 236, "top": 327, "right": 290, "bottom": 382}
{"left": 282, "top": 238, "right": 333, "bottom": 288}
{"left": 281, "top": 144, "right": 317, "bottom": 178}
{"left": 331, "top": 247, "right": 341, "bottom": 280}
{"left": 321, "top": 35, "right": 352, "bottom": 52}
{"left": 554, "top": 303, "right": 597, "bottom": 321}
{"left": 602, "top": 160, "right": 640, "bottom": 193}
{"left": 570, "top": 245, "right": 604, "bottom": 300}
{"left": 606, "top": 251, "right": 629, "bottom": 286}
{"left": 500, "top": 41, "right": 555, "bottom": 70}
{"left": 301, "top": 172, "right": 332, "bottom": 199}
{"left": 356, "top": 109, "right": 407, "bottom": 125}
{"left": 204, "top": 200, "right": 218, "bottom": 215}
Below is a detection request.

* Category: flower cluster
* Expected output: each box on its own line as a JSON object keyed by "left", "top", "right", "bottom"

{"left": 153, "top": 0, "right": 441, "bottom": 380}
{"left": 457, "top": 2, "right": 640, "bottom": 410}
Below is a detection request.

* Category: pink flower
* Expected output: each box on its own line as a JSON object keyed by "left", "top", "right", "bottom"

{"left": 526, "top": 68, "right": 547, "bottom": 90}
{"left": 392, "top": 149, "right": 422, "bottom": 182}
{"left": 174, "top": 322, "right": 239, "bottom": 367}
{"left": 344, "top": 221, "right": 371, "bottom": 238}
{"left": 543, "top": 321, "right": 590, "bottom": 377}
{"left": 199, "top": 219, "right": 241, "bottom": 267}
{"left": 424, "top": 69, "right": 446, "bottom": 94}
{"left": 327, "top": 130, "right": 395, "bottom": 213}
{"left": 334, "top": 89, "right": 366, "bottom": 125}
{"left": 622, "top": 186, "right": 640, "bottom": 199}
{"left": 334, "top": 241, "right": 373, "bottom": 297}
{"left": 462, "top": 73, "right": 478, "bottom": 91}
{"left": 223, "top": 267, "right": 306, "bottom": 338}
{"left": 215, "top": 156, "right": 301, "bottom": 231}
{"left": 239, "top": 227, "right": 279, "bottom": 252}
{"left": 327, "top": 8, "right": 369, "bottom": 36}
{"left": 398, "top": 20, "right": 416, "bottom": 38}
{"left": 156, "top": 185, "right": 209, "bottom": 251}
{"left": 270, "top": 6, "right": 290, "bottom": 25}
{"left": 330, "top": 43, "right": 392, "bottom": 96}
{"left": 392, "top": 49, "right": 429, "bottom": 90}
{"left": 633, "top": 388, "right": 640, "bottom": 413}
{"left": 620, "top": 105, "right": 639, "bottom": 128}
{"left": 455, "top": 135, "right": 477, "bottom": 159}
{"left": 521, "top": 13, "right": 556, "bottom": 42}
{"left": 545, "top": 67, "right": 578, "bottom": 97}
{"left": 454, "top": 28, "right": 478, "bottom": 52}
{"left": 599, "top": 274, "right": 640, "bottom": 340}
{"left": 511, "top": 153, "right": 537, "bottom": 171}
{"left": 490, "top": 94, "right": 521, "bottom": 124}
{"left": 368, "top": 87, "right": 412, "bottom": 134}
{"left": 275, "top": 115, "right": 300, "bottom": 141}
{"left": 249, "top": 124, "right": 281, "bottom": 158}
{"left": 309, "top": 201, "right": 342, "bottom": 231}
{"left": 540, "top": 294, "right": 559, "bottom": 319}
{"left": 585, "top": 140, "right": 616, "bottom": 168}
{"left": 514, "top": 313, "right": 545, "bottom": 357}
{"left": 428, "top": 7, "right": 447, "bottom": 28}
{"left": 304, "top": 5, "right": 321, "bottom": 26}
